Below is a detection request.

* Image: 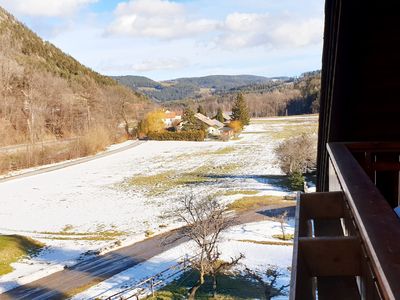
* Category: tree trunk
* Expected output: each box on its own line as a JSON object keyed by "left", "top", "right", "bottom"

{"left": 188, "top": 272, "right": 204, "bottom": 300}
{"left": 280, "top": 222, "right": 286, "bottom": 239}
{"left": 213, "top": 273, "right": 217, "bottom": 298}
{"left": 265, "top": 288, "right": 272, "bottom": 300}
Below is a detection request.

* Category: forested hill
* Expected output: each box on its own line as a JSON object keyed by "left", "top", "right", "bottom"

{"left": 112, "top": 74, "right": 286, "bottom": 102}
{"left": 162, "top": 71, "right": 321, "bottom": 118}
{"left": 0, "top": 6, "right": 149, "bottom": 147}
{"left": 114, "top": 71, "right": 321, "bottom": 117}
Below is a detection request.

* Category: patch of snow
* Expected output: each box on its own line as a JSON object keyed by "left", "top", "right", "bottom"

{"left": 73, "top": 220, "right": 294, "bottom": 299}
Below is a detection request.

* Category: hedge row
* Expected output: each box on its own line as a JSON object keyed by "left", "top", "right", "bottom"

{"left": 147, "top": 130, "right": 205, "bottom": 141}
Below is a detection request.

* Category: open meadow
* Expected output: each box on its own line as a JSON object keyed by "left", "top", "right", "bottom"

{"left": 0, "top": 115, "right": 318, "bottom": 296}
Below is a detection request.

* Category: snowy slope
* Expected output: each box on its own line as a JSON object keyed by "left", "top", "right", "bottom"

{"left": 0, "top": 116, "right": 317, "bottom": 293}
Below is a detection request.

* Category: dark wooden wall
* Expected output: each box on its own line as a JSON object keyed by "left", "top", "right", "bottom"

{"left": 317, "top": 0, "right": 400, "bottom": 191}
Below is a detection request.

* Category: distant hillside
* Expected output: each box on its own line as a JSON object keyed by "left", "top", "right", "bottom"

{"left": 167, "top": 75, "right": 271, "bottom": 89}
{"left": 113, "top": 74, "right": 278, "bottom": 102}
{"left": 163, "top": 71, "right": 321, "bottom": 118}
{"left": 0, "top": 6, "right": 149, "bottom": 147}
{"left": 115, "top": 75, "right": 161, "bottom": 89}
{"left": 113, "top": 71, "right": 320, "bottom": 118}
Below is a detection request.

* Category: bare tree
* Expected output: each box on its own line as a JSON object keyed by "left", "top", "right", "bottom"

{"left": 245, "top": 266, "right": 290, "bottom": 300}
{"left": 276, "top": 211, "right": 289, "bottom": 240}
{"left": 176, "top": 194, "right": 243, "bottom": 299}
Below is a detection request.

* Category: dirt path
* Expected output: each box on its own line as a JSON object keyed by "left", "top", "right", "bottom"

{"left": 0, "top": 203, "right": 295, "bottom": 300}
{"left": 0, "top": 140, "right": 146, "bottom": 184}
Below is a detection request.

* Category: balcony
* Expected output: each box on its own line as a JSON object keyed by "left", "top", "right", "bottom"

{"left": 290, "top": 143, "right": 400, "bottom": 300}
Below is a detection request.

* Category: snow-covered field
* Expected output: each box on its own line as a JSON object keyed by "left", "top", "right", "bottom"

{"left": 0, "top": 115, "right": 318, "bottom": 294}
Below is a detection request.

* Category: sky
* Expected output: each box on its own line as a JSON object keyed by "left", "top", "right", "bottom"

{"left": 0, "top": 0, "right": 325, "bottom": 81}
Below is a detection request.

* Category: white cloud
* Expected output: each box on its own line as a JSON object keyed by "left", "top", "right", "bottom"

{"left": 98, "top": 57, "right": 189, "bottom": 73}
{"left": 218, "top": 12, "right": 323, "bottom": 49}
{"left": 132, "top": 57, "right": 189, "bottom": 72}
{"left": 107, "top": 0, "right": 219, "bottom": 39}
{"left": 107, "top": 1, "right": 322, "bottom": 49}
{"left": 0, "top": 0, "right": 97, "bottom": 17}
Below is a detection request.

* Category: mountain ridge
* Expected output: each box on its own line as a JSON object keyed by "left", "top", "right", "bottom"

{"left": 113, "top": 74, "right": 292, "bottom": 102}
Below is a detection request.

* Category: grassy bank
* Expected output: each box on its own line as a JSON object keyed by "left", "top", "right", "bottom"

{"left": 0, "top": 235, "right": 44, "bottom": 275}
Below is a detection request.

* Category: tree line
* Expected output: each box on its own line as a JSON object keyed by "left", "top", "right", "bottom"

{"left": 163, "top": 71, "right": 321, "bottom": 118}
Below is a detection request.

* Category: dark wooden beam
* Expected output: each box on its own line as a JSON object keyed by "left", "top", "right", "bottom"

{"left": 301, "top": 192, "right": 345, "bottom": 219}
{"left": 290, "top": 193, "right": 316, "bottom": 300}
{"left": 299, "top": 236, "right": 361, "bottom": 277}
{"left": 328, "top": 143, "right": 400, "bottom": 299}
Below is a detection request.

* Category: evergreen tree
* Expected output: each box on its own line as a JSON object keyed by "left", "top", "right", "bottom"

{"left": 231, "top": 93, "right": 250, "bottom": 126}
{"left": 197, "top": 105, "right": 206, "bottom": 116}
{"left": 289, "top": 171, "right": 305, "bottom": 191}
{"left": 214, "top": 107, "right": 224, "bottom": 123}
{"left": 182, "top": 108, "right": 198, "bottom": 131}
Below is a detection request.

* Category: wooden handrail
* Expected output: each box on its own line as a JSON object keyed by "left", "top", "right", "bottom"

{"left": 328, "top": 143, "right": 400, "bottom": 300}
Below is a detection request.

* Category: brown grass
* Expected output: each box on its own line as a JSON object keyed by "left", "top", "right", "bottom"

{"left": 220, "top": 190, "right": 259, "bottom": 196}
{"left": 238, "top": 239, "right": 293, "bottom": 246}
{"left": 227, "top": 195, "right": 290, "bottom": 211}
{"left": 39, "top": 230, "right": 125, "bottom": 241}
{"left": 0, "top": 126, "right": 124, "bottom": 175}
{"left": 125, "top": 163, "right": 241, "bottom": 196}
{"left": 272, "top": 234, "right": 294, "bottom": 241}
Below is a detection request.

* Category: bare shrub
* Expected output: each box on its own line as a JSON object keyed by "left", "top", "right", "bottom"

{"left": 71, "top": 126, "right": 113, "bottom": 157}
{"left": 274, "top": 133, "right": 317, "bottom": 175}
{"left": 276, "top": 211, "right": 289, "bottom": 240}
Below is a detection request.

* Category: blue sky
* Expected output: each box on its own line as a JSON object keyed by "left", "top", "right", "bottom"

{"left": 0, "top": 0, "right": 325, "bottom": 81}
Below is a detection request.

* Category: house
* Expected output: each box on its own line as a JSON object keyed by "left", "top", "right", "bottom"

{"left": 222, "top": 112, "right": 231, "bottom": 123}
{"left": 220, "top": 126, "right": 234, "bottom": 141}
{"left": 212, "top": 119, "right": 225, "bottom": 128}
{"left": 194, "top": 113, "right": 224, "bottom": 136}
{"left": 162, "top": 110, "right": 182, "bottom": 128}
{"left": 291, "top": 1, "right": 400, "bottom": 299}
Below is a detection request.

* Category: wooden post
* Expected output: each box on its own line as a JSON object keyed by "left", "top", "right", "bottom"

{"left": 151, "top": 278, "right": 154, "bottom": 297}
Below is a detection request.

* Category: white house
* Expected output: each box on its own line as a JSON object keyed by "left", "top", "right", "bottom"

{"left": 162, "top": 110, "right": 182, "bottom": 128}
{"left": 194, "top": 113, "right": 224, "bottom": 136}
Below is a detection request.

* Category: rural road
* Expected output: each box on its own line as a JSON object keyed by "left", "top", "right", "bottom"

{"left": 0, "top": 140, "right": 146, "bottom": 184}
{"left": 0, "top": 204, "right": 295, "bottom": 300}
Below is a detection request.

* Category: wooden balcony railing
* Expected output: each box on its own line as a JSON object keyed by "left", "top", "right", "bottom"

{"left": 290, "top": 143, "right": 400, "bottom": 300}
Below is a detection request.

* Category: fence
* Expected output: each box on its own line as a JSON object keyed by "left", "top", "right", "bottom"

{"left": 95, "top": 254, "right": 196, "bottom": 300}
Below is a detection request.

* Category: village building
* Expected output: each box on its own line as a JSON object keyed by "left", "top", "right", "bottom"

{"left": 291, "top": 2, "right": 400, "bottom": 299}
{"left": 222, "top": 112, "right": 231, "bottom": 123}
{"left": 162, "top": 110, "right": 182, "bottom": 129}
{"left": 212, "top": 119, "right": 225, "bottom": 128}
{"left": 194, "top": 113, "right": 224, "bottom": 136}
{"left": 220, "top": 126, "right": 235, "bottom": 141}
